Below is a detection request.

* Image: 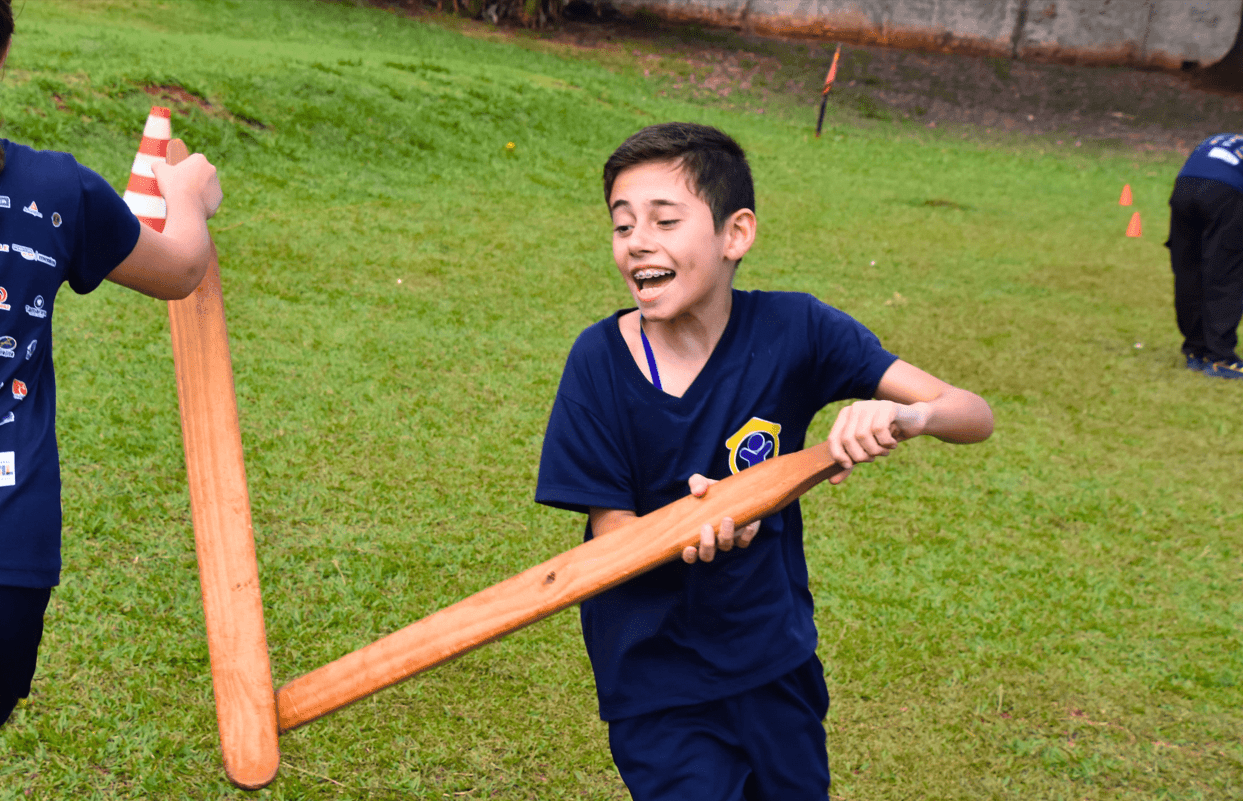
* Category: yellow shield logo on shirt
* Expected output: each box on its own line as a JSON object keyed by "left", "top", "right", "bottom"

{"left": 724, "top": 417, "right": 782, "bottom": 475}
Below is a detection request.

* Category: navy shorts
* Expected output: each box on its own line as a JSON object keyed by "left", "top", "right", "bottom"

{"left": 608, "top": 654, "right": 831, "bottom": 801}
{"left": 1, "top": 585, "right": 52, "bottom": 726}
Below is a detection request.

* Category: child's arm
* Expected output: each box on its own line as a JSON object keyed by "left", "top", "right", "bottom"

{"left": 825, "top": 359, "right": 993, "bottom": 484}
{"left": 590, "top": 482, "right": 762, "bottom": 566}
{"left": 105, "top": 153, "right": 223, "bottom": 300}
{"left": 588, "top": 507, "right": 636, "bottom": 539}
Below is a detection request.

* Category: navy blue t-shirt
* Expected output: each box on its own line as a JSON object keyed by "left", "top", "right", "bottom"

{"left": 0, "top": 140, "right": 142, "bottom": 588}
{"left": 1178, "top": 134, "right": 1243, "bottom": 193}
{"left": 535, "top": 289, "right": 898, "bottom": 720}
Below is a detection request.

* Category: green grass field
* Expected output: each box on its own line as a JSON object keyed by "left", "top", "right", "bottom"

{"left": 0, "top": 1, "right": 1239, "bottom": 798}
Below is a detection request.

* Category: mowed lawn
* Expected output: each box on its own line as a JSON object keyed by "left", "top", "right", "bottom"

{"left": 0, "top": 1, "right": 1239, "bottom": 799}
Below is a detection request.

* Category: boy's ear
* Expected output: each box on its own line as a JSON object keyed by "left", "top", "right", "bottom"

{"left": 722, "top": 208, "right": 757, "bottom": 263}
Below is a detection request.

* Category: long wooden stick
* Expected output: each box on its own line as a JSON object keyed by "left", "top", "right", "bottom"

{"left": 165, "top": 141, "right": 280, "bottom": 789}
{"left": 275, "top": 442, "right": 844, "bottom": 732}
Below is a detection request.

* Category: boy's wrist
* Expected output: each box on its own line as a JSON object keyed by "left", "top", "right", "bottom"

{"left": 893, "top": 401, "right": 930, "bottom": 440}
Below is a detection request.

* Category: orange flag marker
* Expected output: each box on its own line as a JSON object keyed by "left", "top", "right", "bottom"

{"left": 1125, "top": 211, "right": 1142, "bottom": 237}
{"left": 814, "top": 43, "right": 842, "bottom": 138}
{"left": 1119, "top": 184, "right": 1133, "bottom": 206}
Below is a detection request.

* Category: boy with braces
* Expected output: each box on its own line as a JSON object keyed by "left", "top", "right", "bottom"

{"left": 536, "top": 122, "right": 993, "bottom": 797}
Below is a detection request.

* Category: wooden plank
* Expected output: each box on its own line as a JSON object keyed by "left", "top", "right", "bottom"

{"left": 164, "top": 141, "right": 280, "bottom": 789}
{"left": 276, "top": 442, "right": 843, "bottom": 732}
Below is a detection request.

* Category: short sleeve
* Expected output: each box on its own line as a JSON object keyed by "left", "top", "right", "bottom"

{"left": 535, "top": 328, "right": 636, "bottom": 516}
{"left": 805, "top": 297, "right": 898, "bottom": 407}
{"left": 67, "top": 162, "right": 141, "bottom": 295}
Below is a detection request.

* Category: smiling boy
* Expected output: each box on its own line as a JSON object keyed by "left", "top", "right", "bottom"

{"left": 535, "top": 123, "right": 992, "bottom": 798}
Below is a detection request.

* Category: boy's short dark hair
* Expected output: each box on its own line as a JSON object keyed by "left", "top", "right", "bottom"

{"left": 0, "top": 0, "right": 11, "bottom": 48}
{"left": 603, "top": 122, "right": 755, "bottom": 232}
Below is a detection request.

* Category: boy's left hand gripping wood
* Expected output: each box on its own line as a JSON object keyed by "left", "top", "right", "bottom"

{"left": 125, "top": 108, "right": 280, "bottom": 790}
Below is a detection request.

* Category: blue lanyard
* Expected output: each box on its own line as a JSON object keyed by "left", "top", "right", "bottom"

{"left": 639, "top": 318, "right": 662, "bottom": 391}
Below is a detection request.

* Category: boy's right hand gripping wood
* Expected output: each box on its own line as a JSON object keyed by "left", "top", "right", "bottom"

{"left": 164, "top": 141, "right": 280, "bottom": 789}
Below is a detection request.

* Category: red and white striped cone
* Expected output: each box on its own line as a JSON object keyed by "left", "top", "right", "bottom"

{"left": 122, "top": 106, "right": 172, "bottom": 232}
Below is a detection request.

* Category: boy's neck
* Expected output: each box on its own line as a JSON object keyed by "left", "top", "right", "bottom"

{"left": 643, "top": 294, "right": 731, "bottom": 355}
{"left": 620, "top": 290, "right": 733, "bottom": 398}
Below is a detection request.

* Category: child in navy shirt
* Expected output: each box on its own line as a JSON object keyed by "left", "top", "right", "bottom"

{"left": 536, "top": 122, "right": 993, "bottom": 798}
{"left": 0, "top": 1, "right": 223, "bottom": 726}
{"left": 1167, "top": 133, "right": 1243, "bottom": 379}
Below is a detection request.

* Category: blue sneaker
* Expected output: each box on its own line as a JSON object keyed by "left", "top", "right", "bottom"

{"left": 1186, "top": 354, "right": 1207, "bottom": 371}
{"left": 1203, "top": 361, "right": 1243, "bottom": 380}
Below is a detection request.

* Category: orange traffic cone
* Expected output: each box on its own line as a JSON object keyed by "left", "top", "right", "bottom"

{"left": 1125, "top": 211, "right": 1142, "bottom": 237}
{"left": 1119, "top": 184, "right": 1133, "bottom": 206}
{"left": 122, "top": 106, "right": 172, "bottom": 232}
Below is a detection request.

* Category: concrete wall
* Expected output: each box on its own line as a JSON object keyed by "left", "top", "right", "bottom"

{"left": 614, "top": 0, "right": 1243, "bottom": 70}
{"left": 1019, "top": 0, "right": 1239, "bottom": 67}
{"left": 1138, "top": 1, "right": 1240, "bottom": 66}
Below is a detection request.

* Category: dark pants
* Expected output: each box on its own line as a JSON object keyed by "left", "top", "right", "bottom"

{"left": 0, "top": 585, "right": 51, "bottom": 726}
{"left": 1166, "top": 176, "right": 1243, "bottom": 364}
{"left": 608, "top": 655, "right": 831, "bottom": 801}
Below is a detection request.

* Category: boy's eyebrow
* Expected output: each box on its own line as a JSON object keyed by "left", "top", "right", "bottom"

{"left": 609, "top": 198, "right": 683, "bottom": 213}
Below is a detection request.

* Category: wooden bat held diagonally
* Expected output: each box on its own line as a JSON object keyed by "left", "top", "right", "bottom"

{"left": 143, "top": 131, "right": 280, "bottom": 789}
{"left": 275, "top": 442, "right": 845, "bottom": 732}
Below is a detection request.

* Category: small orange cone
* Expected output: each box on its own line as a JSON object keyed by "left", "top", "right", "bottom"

{"left": 1125, "top": 211, "right": 1142, "bottom": 237}
{"left": 122, "top": 106, "right": 172, "bottom": 232}
{"left": 1119, "top": 184, "right": 1133, "bottom": 205}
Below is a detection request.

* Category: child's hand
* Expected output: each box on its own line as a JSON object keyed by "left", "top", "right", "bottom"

{"left": 825, "top": 400, "right": 930, "bottom": 484}
{"left": 682, "top": 473, "right": 763, "bottom": 564}
{"left": 108, "top": 150, "right": 223, "bottom": 300}
{"left": 153, "top": 153, "right": 223, "bottom": 220}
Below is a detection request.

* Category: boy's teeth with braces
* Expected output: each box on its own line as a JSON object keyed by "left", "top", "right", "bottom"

{"left": 634, "top": 268, "right": 674, "bottom": 289}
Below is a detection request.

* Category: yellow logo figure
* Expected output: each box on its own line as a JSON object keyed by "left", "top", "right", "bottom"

{"left": 724, "top": 417, "right": 782, "bottom": 475}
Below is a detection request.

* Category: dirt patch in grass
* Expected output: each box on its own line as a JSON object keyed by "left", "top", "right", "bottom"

{"left": 142, "top": 83, "right": 267, "bottom": 129}
{"left": 143, "top": 83, "right": 213, "bottom": 113}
